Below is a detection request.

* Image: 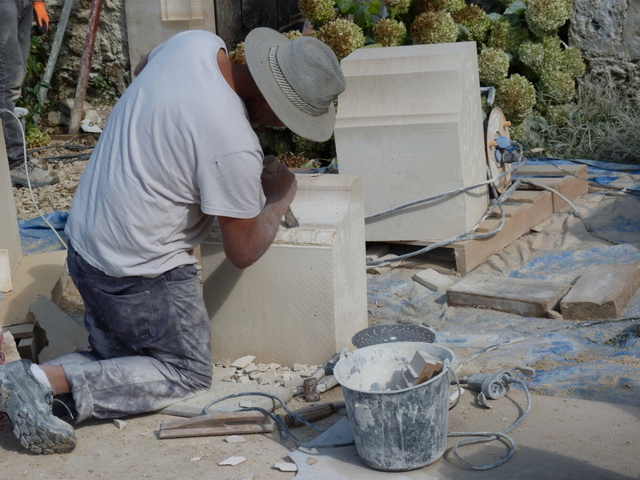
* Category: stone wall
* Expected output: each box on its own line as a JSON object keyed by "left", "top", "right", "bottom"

{"left": 44, "top": 0, "right": 129, "bottom": 105}
{"left": 569, "top": 0, "right": 640, "bottom": 81}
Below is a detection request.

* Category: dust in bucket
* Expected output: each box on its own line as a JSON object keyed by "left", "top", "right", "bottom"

{"left": 333, "top": 341, "right": 455, "bottom": 471}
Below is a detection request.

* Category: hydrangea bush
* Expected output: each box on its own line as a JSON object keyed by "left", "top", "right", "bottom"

{"left": 230, "top": 0, "right": 584, "bottom": 154}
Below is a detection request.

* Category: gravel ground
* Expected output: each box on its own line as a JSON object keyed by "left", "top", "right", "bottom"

{"left": 12, "top": 136, "right": 95, "bottom": 220}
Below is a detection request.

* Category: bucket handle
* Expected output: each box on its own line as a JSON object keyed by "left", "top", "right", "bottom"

{"left": 448, "top": 365, "right": 462, "bottom": 411}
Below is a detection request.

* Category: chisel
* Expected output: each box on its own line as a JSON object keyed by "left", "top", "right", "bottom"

{"left": 263, "top": 155, "right": 299, "bottom": 228}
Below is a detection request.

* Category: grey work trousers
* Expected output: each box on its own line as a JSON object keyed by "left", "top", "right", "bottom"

{"left": 0, "top": 0, "right": 32, "bottom": 167}
{"left": 48, "top": 243, "right": 213, "bottom": 423}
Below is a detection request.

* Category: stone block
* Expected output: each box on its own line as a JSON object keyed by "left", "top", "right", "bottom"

{"left": 0, "top": 250, "right": 68, "bottom": 327}
{"left": 561, "top": 263, "right": 640, "bottom": 320}
{"left": 447, "top": 274, "right": 571, "bottom": 318}
{"left": 0, "top": 250, "right": 12, "bottom": 293}
{"left": 0, "top": 123, "right": 23, "bottom": 280}
{"left": 412, "top": 268, "right": 455, "bottom": 293}
{"left": 335, "top": 42, "right": 489, "bottom": 242}
{"left": 29, "top": 295, "right": 90, "bottom": 363}
{"left": 201, "top": 174, "right": 368, "bottom": 366}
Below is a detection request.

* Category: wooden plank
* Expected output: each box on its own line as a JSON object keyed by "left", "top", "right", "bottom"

{"left": 277, "top": 0, "right": 303, "bottom": 30}
{"left": 519, "top": 175, "right": 589, "bottom": 212}
{"left": 517, "top": 164, "right": 587, "bottom": 178}
{"left": 215, "top": 0, "right": 243, "bottom": 48}
{"left": 487, "top": 203, "right": 526, "bottom": 219}
{"left": 507, "top": 190, "right": 549, "bottom": 204}
{"left": 159, "top": 410, "right": 274, "bottom": 438}
{"left": 451, "top": 190, "right": 554, "bottom": 273}
{"left": 474, "top": 218, "right": 502, "bottom": 234}
{"left": 159, "top": 422, "right": 274, "bottom": 438}
{"left": 243, "top": 0, "right": 279, "bottom": 31}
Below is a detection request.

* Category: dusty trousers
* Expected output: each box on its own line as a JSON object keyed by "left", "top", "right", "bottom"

{"left": 0, "top": 0, "right": 32, "bottom": 167}
{"left": 47, "top": 243, "right": 213, "bottom": 423}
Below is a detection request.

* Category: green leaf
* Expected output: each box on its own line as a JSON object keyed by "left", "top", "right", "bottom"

{"left": 354, "top": 4, "right": 373, "bottom": 29}
{"left": 336, "top": 0, "right": 356, "bottom": 15}
{"left": 457, "top": 24, "right": 470, "bottom": 42}
{"left": 504, "top": 0, "right": 526, "bottom": 16}
{"left": 367, "top": 0, "right": 382, "bottom": 15}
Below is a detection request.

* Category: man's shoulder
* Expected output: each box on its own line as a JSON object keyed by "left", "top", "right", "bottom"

{"left": 168, "top": 30, "right": 225, "bottom": 48}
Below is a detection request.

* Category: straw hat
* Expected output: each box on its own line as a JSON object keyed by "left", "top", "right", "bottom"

{"left": 245, "top": 28, "right": 346, "bottom": 142}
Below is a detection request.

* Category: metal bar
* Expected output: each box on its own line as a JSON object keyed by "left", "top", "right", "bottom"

{"left": 69, "top": 0, "right": 104, "bottom": 135}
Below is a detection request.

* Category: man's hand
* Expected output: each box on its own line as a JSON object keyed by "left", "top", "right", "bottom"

{"left": 260, "top": 161, "right": 297, "bottom": 206}
{"left": 33, "top": 1, "right": 49, "bottom": 36}
{"left": 217, "top": 165, "right": 297, "bottom": 269}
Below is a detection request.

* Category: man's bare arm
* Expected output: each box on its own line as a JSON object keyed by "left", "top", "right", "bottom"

{"left": 217, "top": 163, "right": 296, "bottom": 269}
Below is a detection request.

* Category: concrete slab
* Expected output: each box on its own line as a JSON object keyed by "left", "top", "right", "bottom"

{"left": 29, "top": 295, "right": 90, "bottom": 363}
{"left": 160, "top": 381, "right": 293, "bottom": 418}
{"left": 447, "top": 274, "right": 571, "bottom": 317}
{"left": 561, "top": 262, "right": 640, "bottom": 319}
{"left": 0, "top": 250, "right": 68, "bottom": 327}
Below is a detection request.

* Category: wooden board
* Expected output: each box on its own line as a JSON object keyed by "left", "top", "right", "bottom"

{"left": 516, "top": 164, "right": 589, "bottom": 212}
{"left": 390, "top": 168, "right": 589, "bottom": 274}
{"left": 216, "top": 0, "right": 302, "bottom": 50}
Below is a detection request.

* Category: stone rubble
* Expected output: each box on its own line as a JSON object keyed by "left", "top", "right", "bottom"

{"left": 216, "top": 357, "right": 325, "bottom": 395}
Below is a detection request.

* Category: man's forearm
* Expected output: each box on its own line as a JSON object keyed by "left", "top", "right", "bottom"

{"left": 217, "top": 194, "right": 292, "bottom": 269}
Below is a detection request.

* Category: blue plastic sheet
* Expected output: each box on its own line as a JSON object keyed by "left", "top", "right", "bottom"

{"left": 18, "top": 211, "right": 68, "bottom": 255}
{"left": 367, "top": 158, "right": 640, "bottom": 406}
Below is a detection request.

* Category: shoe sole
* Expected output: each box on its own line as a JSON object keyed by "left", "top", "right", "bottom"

{"left": 10, "top": 407, "right": 77, "bottom": 454}
{"left": 0, "top": 361, "right": 76, "bottom": 454}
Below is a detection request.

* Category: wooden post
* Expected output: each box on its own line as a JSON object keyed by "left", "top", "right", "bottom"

{"left": 69, "top": 0, "right": 104, "bottom": 135}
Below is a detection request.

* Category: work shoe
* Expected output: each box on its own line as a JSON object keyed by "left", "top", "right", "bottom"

{"left": 0, "top": 359, "right": 76, "bottom": 454}
{"left": 10, "top": 162, "right": 59, "bottom": 188}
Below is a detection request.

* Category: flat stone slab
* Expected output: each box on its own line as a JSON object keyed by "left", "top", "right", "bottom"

{"left": 160, "top": 381, "right": 293, "bottom": 418}
{"left": 412, "top": 268, "right": 455, "bottom": 293}
{"left": 447, "top": 274, "right": 571, "bottom": 317}
{"left": 29, "top": 295, "right": 90, "bottom": 363}
{"left": 561, "top": 262, "right": 640, "bottom": 320}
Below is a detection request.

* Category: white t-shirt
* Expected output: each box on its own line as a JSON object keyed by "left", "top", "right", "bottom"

{"left": 65, "top": 31, "right": 264, "bottom": 277}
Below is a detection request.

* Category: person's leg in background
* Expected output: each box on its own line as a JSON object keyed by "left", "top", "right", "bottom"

{"left": 0, "top": 0, "right": 58, "bottom": 187}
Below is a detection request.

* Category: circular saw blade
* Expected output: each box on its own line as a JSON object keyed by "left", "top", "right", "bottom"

{"left": 351, "top": 324, "right": 436, "bottom": 348}
{"left": 485, "top": 107, "right": 513, "bottom": 194}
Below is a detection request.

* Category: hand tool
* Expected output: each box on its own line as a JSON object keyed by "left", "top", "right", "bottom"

{"left": 158, "top": 410, "right": 274, "bottom": 439}
{"left": 263, "top": 155, "right": 299, "bottom": 228}
{"left": 284, "top": 401, "right": 346, "bottom": 427}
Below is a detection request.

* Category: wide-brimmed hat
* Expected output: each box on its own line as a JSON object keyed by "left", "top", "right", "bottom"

{"left": 245, "top": 28, "right": 346, "bottom": 143}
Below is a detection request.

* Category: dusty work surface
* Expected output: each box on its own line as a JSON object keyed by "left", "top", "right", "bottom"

{"left": 0, "top": 390, "right": 638, "bottom": 479}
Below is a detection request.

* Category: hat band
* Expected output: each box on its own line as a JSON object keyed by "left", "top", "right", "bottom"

{"left": 268, "top": 46, "right": 327, "bottom": 117}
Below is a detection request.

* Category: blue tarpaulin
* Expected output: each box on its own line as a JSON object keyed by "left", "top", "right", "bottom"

{"left": 18, "top": 211, "right": 68, "bottom": 255}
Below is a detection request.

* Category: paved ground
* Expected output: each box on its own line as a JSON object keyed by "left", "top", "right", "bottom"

{"left": 1, "top": 387, "right": 638, "bottom": 480}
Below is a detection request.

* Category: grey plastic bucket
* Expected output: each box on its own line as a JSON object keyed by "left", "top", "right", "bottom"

{"left": 334, "top": 342, "right": 455, "bottom": 471}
